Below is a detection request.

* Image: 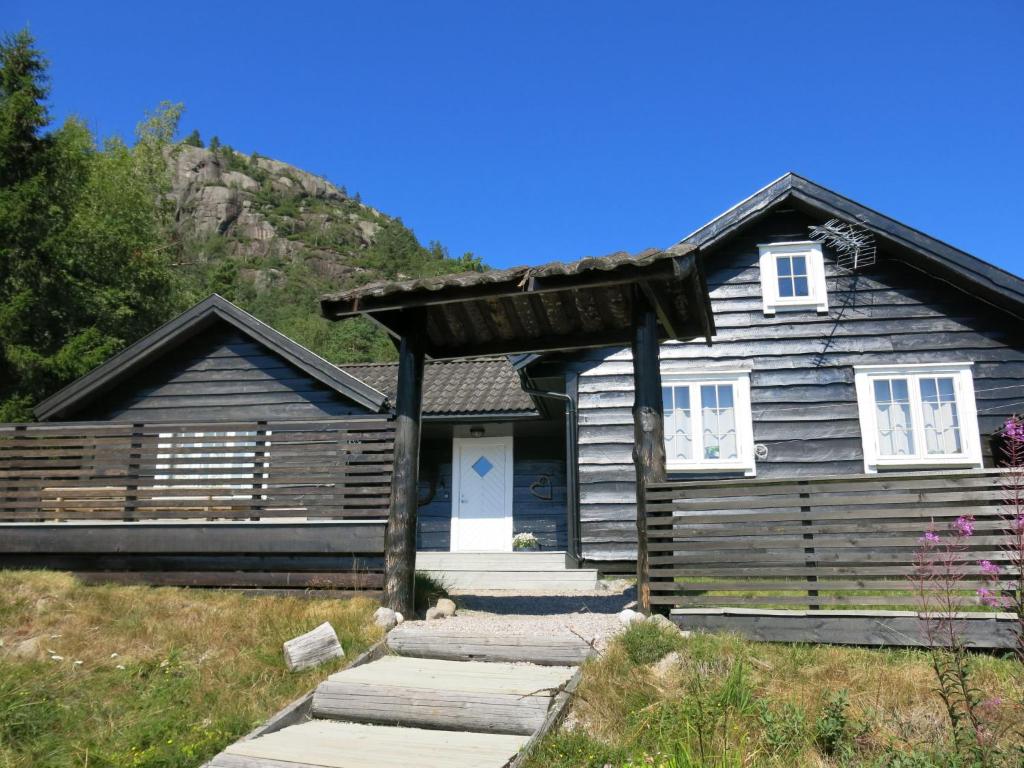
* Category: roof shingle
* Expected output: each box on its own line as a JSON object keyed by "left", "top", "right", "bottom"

{"left": 339, "top": 357, "right": 537, "bottom": 417}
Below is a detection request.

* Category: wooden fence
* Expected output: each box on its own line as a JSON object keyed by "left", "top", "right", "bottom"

{"left": 0, "top": 418, "right": 394, "bottom": 593}
{"left": 647, "top": 469, "right": 1020, "bottom": 647}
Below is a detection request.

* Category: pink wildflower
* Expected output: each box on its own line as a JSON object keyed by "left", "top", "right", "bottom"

{"left": 977, "top": 587, "right": 999, "bottom": 607}
{"left": 921, "top": 530, "right": 940, "bottom": 544}
{"left": 952, "top": 515, "right": 974, "bottom": 537}
{"left": 979, "top": 560, "right": 1000, "bottom": 576}
{"left": 1004, "top": 417, "right": 1024, "bottom": 442}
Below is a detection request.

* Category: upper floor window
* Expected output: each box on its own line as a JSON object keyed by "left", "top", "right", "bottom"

{"left": 662, "top": 370, "right": 755, "bottom": 475}
{"left": 758, "top": 241, "right": 829, "bottom": 315}
{"left": 853, "top": 363, "right": 982, "bottom": 473}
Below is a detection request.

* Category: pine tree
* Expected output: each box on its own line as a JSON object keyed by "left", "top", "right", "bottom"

{"left": 182, "top": 128, "right": 203, "bottom": 147}
{"left": 0, "top": 31, "right": 178, "bottom": 420}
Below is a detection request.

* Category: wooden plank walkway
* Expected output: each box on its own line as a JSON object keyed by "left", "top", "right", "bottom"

{"left": 213, "top": 721, "right": 530, "bottom": 768}
{"left": 206, "top": 627, "right": 593, "bottom": 768}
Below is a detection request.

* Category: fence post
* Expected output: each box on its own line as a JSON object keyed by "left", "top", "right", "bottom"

{"left": 799, "top": 480, "right": 819, "bottom": 610}
{"left": 3, "top": 425, "right": 28, "bottom": 522}
{"left": 123, "top": 424, "right": 143, "bottom": 521}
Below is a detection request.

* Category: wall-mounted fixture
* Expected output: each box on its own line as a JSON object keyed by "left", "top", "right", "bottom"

{"left": 469, "top": 426, "right": 486, "bottom": 437}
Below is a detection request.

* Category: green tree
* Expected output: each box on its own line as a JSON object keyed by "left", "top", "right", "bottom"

{"left": 182, "top": 128, "right": 203, "bottom": 147}
{"left": 0, "top": 31, "right": 178, "bottom": 420}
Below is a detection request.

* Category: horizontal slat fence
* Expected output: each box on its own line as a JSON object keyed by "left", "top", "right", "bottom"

{"left": 0, "top": 418, "right": 394, "bottom": 520}
{"left": 0, "top": 418, "right": 393, "bottom": 593}
{"left": 647, "top": 469, "right": 1018, "bottom": 612}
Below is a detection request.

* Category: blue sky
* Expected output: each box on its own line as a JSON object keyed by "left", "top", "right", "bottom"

{"left": 7, "top": 1, "right": 1023, "bottom": 272}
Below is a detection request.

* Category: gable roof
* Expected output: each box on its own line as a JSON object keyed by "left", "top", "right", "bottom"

{"left": 34, "top": 294, "right": 389, "bottom": 420}
{"left": 678, "top": 172, "right": 1024, "bottom": 319}
{"left": 340, "top": 358, "right": 538, "bottom": 418}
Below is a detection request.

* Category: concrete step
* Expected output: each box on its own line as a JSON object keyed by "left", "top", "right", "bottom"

{"left": 417, "top": 568, "right": 598, "bottom": 592}
{"left": 416, "top": 550, "right": 574, "bottom": 571}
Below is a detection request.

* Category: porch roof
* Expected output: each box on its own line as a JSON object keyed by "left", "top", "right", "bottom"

{"left": 320, "top": 246, "right": 714, "bottom": 359}
{"left": 340, "top": 357, "right": 538, "bottom": 418}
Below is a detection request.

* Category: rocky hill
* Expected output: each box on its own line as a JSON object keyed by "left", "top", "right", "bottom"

{"left": 168, "top": 142, "right": 481, "bottom": 362}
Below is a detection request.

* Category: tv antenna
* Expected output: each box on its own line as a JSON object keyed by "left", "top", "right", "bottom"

{"left": 808, "top": 217, "right": 876, "bottom": 272}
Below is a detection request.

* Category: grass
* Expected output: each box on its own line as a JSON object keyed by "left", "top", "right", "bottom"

{"left": 526, "top": 622, "right": 1024, "bottom": 768}
{"left": 0, "top": 570, "right": 383, "bottom": 768}
{"left": 672, "top": 576, "right": 996, "bottom": 613}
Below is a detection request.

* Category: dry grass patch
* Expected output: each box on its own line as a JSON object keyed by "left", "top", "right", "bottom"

{"left": 528, "top": 623, "right": 1024, "bottom": 768}
{"left": 0, "top": 570, "right": 382, "bottom": 768}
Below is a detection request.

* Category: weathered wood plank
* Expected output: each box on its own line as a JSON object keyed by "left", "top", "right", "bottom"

{"left": 386, "top": 627, "right": 595, "bottom": 666}
{"left": 218, "top": 720, "right": 530, "bottom": 768}
{"left": 671, "top": 610, "right": 1017, "bottom": 649}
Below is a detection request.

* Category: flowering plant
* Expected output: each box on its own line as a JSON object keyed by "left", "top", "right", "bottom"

{"left": 910, "top": 514, "right": 993, "bottom": 760}
{"left": 989, "top": 416, "right": 1024, "bottom": 663}
{"left": 512, "top": 532, "right": 540, "bottom": 551}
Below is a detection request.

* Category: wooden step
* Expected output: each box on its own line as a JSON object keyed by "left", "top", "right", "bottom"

{"left": 386, "top": 626, "right": 595, "bottom": 665}
{"left": 311, "top": 656, "right": 575, "bottom": 734}
{"left": 209, "top": 719, "right": 530, "bottom": 768}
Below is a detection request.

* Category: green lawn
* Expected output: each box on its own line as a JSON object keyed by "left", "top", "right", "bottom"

{"left": 0, "top": 571, "right": 382, "bottom": 768}
{"left": 526, "top": 622, "right": 1024, "bottom": 768}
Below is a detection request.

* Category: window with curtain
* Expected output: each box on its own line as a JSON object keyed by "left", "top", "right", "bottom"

{"left": 661, "top": 371, "right": 754, "bottom": 474}
{"left": 854, "top": 364, "right": 981, "bottom": 472}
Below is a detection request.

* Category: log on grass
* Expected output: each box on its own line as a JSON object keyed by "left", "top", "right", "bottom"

{"left": 282, "top": 622, "right": 344, "bottom": 671}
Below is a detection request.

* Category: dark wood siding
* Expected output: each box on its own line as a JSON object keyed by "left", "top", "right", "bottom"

{"left": 416, "top": 431, "right": 567, "bottom": 552}
{"left": 571, "top": 208, "right": 1024, "bottom": 561}
{"left": 78, "top": 323, "right": 368, "bottom": 422}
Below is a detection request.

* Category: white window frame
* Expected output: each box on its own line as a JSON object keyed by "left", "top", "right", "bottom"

{"left": 758, "top": 241, "right": 829, "bottom": 315}
{"left": 853, "top": 362, "right": 982, "bottom": 473}
{"left": 661, "top": 370, "right": 756, "bottom": 475}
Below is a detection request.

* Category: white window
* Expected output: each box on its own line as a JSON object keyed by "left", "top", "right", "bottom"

{"left": 854, "top": 363, "right": 982, "bottom": 472}
{"left": 758, "top": 241, "right": 829, "bottom": 315}
{"left": 662, "top": 371, "right": 755, "bottom": 474}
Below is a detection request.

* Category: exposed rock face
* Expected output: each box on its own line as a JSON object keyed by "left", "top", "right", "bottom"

{"left": 168, "top": 144, "right": 386, "bottom": 294}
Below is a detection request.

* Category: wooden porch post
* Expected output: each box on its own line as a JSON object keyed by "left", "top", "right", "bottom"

{"left": 631, "top": 290, "right": 666, "bottom": 614}
{"left": 385, "top": 311, "right": 426, "bottom": 616}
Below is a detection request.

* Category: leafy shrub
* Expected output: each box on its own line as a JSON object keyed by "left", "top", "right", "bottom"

{"left": 620, "top": 621, "right": 687, "bottom": 666}
{"left": 757, "top": 699, "right": 807, "bottom": 758}
{"left": 814, "top": 689, "right": 850, "bottom": 757}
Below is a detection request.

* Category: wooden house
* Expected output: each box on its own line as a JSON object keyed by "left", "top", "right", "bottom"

{"left": 21, "top": 172, "right": 1024, "bottom": 590}
{"left": 521, "top": 173, "right": 1024, "bottom": 566}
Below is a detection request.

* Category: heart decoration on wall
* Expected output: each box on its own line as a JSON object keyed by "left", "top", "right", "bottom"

{"left": 529, "top": 474, "right": 553, "bottom": 501}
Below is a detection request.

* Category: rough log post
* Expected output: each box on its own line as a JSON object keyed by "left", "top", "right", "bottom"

{"left": 631, "top": 291, "right": 666, "bottom": 614}
{"left": 385, "top": 311, "right": 426, "bottom": 616}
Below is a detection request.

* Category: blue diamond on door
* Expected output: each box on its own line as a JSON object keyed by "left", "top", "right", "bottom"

{"left": 471, "top": 456, "right": 494, "bottom": 477}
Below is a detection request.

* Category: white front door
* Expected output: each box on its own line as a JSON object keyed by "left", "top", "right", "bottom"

{"left": 451, "top": 436, "right": 513, "bottom": 552}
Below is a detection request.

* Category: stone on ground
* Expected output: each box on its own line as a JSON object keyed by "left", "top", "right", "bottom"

{"left": 651, "top": 650, "right": 683, "bottom": 678}
{"left": 618, "top": 608, "right": 644, "bottom": 626}
{"left": 9, "top": 636, "right": 43, "bottom": 660}
{"left": 648, "top": 614, "right": 676, "bottom": 631}
{"left": 435, "top": 598, "right": 457, "bottom": 617}
{"left": 374, "top": 607, "right": 399, "bottom": 630}
{"left": 425, "top": 606, "right": 447, "bottom": 621}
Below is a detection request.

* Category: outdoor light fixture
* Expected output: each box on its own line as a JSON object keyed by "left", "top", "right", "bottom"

{"left": 469, "top": 426, "right": 486, "bottom": 437}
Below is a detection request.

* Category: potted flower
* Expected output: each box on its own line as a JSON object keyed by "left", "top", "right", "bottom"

{"left": 512, "top": 532, "right": 540, "bottom": 551}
